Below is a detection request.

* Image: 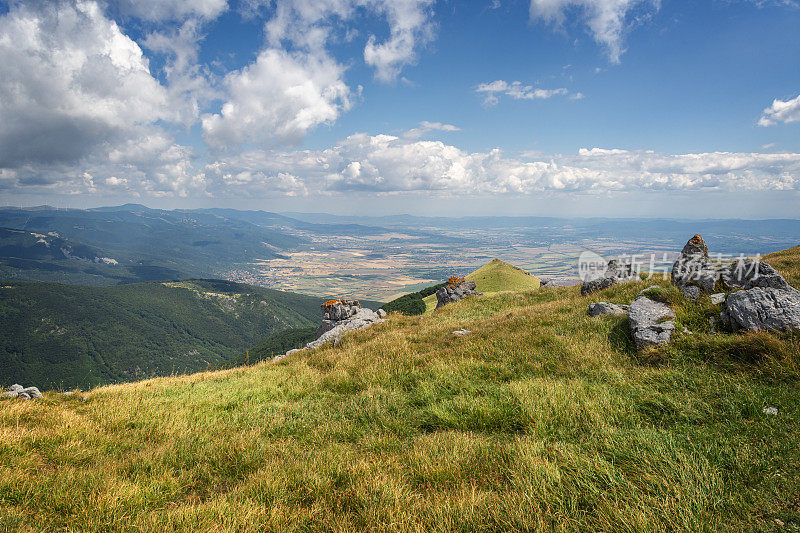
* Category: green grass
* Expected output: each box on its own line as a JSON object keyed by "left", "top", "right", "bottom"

{"left": 467, "top": 258, "right": 541, "bottom": 294}
{"left": 1, "top": 265, "right": 799, "bottom": 530}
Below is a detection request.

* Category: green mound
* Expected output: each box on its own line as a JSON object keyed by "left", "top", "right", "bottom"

{"left": 467, "top": 258, "right": 541, "bottom": 294}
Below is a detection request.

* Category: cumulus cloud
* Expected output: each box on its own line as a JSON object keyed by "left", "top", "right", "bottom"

{"left": 758, "top": 94, "right": 800, "bottom": 126}
{"left": 201, "top": 48, "right": 352, "bottom": 149}
{"left": 0, "top": 1, "right": 171, "bottom": 168}
{"left": 529, "top": 0, "right": 659, "bottom": 63}
{"left": 204, "top": 134, "right": 800, "bottom": 198}
{"left": 476, "top": 80, "right": 571, "bottom": 105}
{"left": 260, "top": 0, "right": 434, "bottom": 82}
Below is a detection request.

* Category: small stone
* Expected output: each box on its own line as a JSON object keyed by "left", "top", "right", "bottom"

{"left": 763, "top": 406, "right": 778, "bottom": 415}
{"left": 377, "top": 309, "right": 387, "bottom": 318}
{"left": 80, "top": 396, "right": 88, "bottom": 402}
{"left": 774, "top": 518, "right": 785, "bottom": 527}
{"left": 587, "top": 302, "right": 628, "bottom": 317}
{"left": 709, "top": 293, "right": 726, "bottom": 305}
{"left": 452, "top": 329, "right": 471, "bottom": 336}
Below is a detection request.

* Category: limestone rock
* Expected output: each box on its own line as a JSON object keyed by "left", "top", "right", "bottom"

{"left": 581, "top": 260, "right": 636, "bottom": 296}
{"left": 18, "top": 392, "right": 31, "bottom": 400}
{"left": 452, "top": 329, "right": 472, "bottom": 336}
{"left": 377, "top": 309, "right": 387, "bottom": 319}
{"left": 709, "top": 293, "right": 726, "bottom": 305}
{"left": 679, "top": 285, "right": 702, "bottom": 302}
{"left": 435, "top": 280, "right": 483, "bottom": 309}
{"left": 5, "top": 384, "right": 23, "bottom": 393}
{"left": 671, "top": 234, "right": 718, "bottom": 293}
{"left": 1, "top": 391, "right": 18, "bottom": 399}
{"left": 587, "top": 302, "right": 628, "bottom": 316}
{"left": 721, "top": 259, "right": 793, "bottom": 292}
{"left": 628, "top": 296, "right": 676, "bottom": 349}
{"left": 20, "top": 387, "right": 42, "bottom": 399}
{"left": 723, "top": 287, "right": 800, "bottom": 332}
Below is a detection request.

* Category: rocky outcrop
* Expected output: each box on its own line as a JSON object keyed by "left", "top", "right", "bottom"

{"left": 581, "top": 260, "right": 636, "bottom": 296}
{"left": 723, "top": 287, "right": 800, "bottom": 332}
{"left": 628, "top": 296, "right": 676, "bottom": 349}
{"left": 274, "top": 300, "right": 386, "bottom": 362}
{"left": 317, "top": 299, "right": 362, "bottom": 338}
{"left": 588, "top": 302, "right": 629, "bottom": 316}
{"left": 2, "top": 384, "right": 42, "bottom": 400}
{"left": 671, "top": 234, "right": 719, "bottom": 298}
{"left": 721, "top": 259, "right": 793, "bottom": 292}
{"left": 435, "top": 278, "right": 483, "bottom": 309}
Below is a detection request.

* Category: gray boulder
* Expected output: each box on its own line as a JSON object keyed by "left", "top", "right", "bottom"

{"left": 581, "top": 259, "right": 636, "bottom": 296}
{"left": 435, "top": 280, "right": 483, "bottom": 309}
{"left": 723, "top": 287, "right": 800, "bottom": 332}
{"left": 671, "top": 234, "right": 718, "bottom": 293}
{"left": 628, "top": 296, "right": 676, "bottom": 349}
{"left": 317, "top": 300, "right": 363, "bottom": 338}
{"left": 1, "top": 391, "right": 18, "bottom": 399}
{"left": 377, "top": 309, "right": 387, "bottom": 319}
{"left": 306, "top": 308, "right": 385, "bottom": 350}
{"left": 587, "top": 302, "right": 629, "bottom": 316}
{"left": 18, "top": 393, "right": 31, "bottom": 400}
{"left": 721, "top": 259, "right": 793, "bottom": 292}
{"left": 5, "top": 384, "right": 23, "bottom": 393}
{"left": 20, "top": 387, "right": 42, "bottom": 399}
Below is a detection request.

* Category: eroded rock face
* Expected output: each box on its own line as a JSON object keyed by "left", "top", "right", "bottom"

{"left": 628, "top": 296, "right": 676, "bottom": 349}
{"left": 581, "top": 260, "right": 636, "bottom": 296}
{"left": 435, "top": 280, "right": 483, "bottom": 309}
{"left": 724, "top": 287, "right": 800, "bottom": 332}
{"left": 671, "top": 234, "right": 718, "bottom": 295}
{"left": 587, "top": 302, "right": 629, "bottom": 316}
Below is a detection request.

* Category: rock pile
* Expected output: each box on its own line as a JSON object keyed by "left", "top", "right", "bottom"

{"left": 671, "top": 234, "right": 719, "bottom": 300}
{"left": 435, "top": 277, "right": 483, "bottom": 309}
{"left": 274, "top": 301, "right": 387, "bottom": 362}
{"left": 581, "top": 260, "right": 637, "bottom": 296}
{"left": 2, "top": 384, "right": 42, "bottom": 400}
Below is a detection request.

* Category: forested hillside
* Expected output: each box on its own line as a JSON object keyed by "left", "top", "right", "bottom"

{"left": 0, "top": 279, "right": 323, "bottom": 389}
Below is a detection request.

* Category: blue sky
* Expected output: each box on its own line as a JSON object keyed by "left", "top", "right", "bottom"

{"left": 1, "top": 0, "right": 799, "bottom": 217}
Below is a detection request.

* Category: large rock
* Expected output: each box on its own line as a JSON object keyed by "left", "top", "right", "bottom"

{"left": 580, "top": 260, "right": 636, "bottom": 296}
{"left": 587, "top": 302, "right": 629, "bottom": 316}
{"left": 5, "top": 384, "right": 23, "bottom": 393}
{"left": 435, "top": 279, "right": 483, "bottom": 309}
{"left": 671, "top": 234, "right": 719, "bottom": 295}
{"left": 723, "top": 287, "right": 800, "bottom": 332}
{"left": 317, "top": 300, "right": 362, "bottom": 338}
{"left": 721, "top": 259, "right": 793, "bottom": 292}
{"left": 628, "top": 296, "right": 676, "bottom": 349}
{"left": 20, "top": 387, "right": 42, "bottom": 399}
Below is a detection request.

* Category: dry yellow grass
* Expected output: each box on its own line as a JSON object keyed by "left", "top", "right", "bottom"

{"left": 1, "top": 272, "right": 799, "bottom": 531}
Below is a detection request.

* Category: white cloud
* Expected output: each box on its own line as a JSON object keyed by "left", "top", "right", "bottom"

{"left": 260, "top": 0, "right": 434, "bottom": 83}
{"left": 115, "top": 0, "right": 228, "bottom": 21}
{"left": 758, "top": 94, "right": 800, "bottom": 126}
{"left": 204, "top": 134, "right": 800, "bottom": 198}
{"left": 529, "top": 0, "right": 660, "bottom": 63}
{"left": 404, "top": 121, "right": 460, "bottom": 139}
{"left": 476, "top": 80, "right": 571, "bottom": 105}
{"left": 0, "top": 1, "right": 171, "bottom": 168}
{"left": 201, "top": 48, "right": 352, "bottom": 149}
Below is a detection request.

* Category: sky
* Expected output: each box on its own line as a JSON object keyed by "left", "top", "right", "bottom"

{"left": 1, "top": 0, "right": 800, "bottom": 218}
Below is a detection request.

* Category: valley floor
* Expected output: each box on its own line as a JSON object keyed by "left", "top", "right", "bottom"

{"left": 2, "top": 251, "right": 800, "bottom": 531}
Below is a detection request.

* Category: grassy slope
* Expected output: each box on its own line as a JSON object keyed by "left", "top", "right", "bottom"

{"left": 1, "top": 258, "right": 799, "bottom": 530}
{"left": 466, "top": 258, "right": 541, "bottom": 294}
{"left": 765, "top": 245, "right": 800, "bottom": 288}
{"left": 0, "top": 280, "right": 322, "bottom": 390}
